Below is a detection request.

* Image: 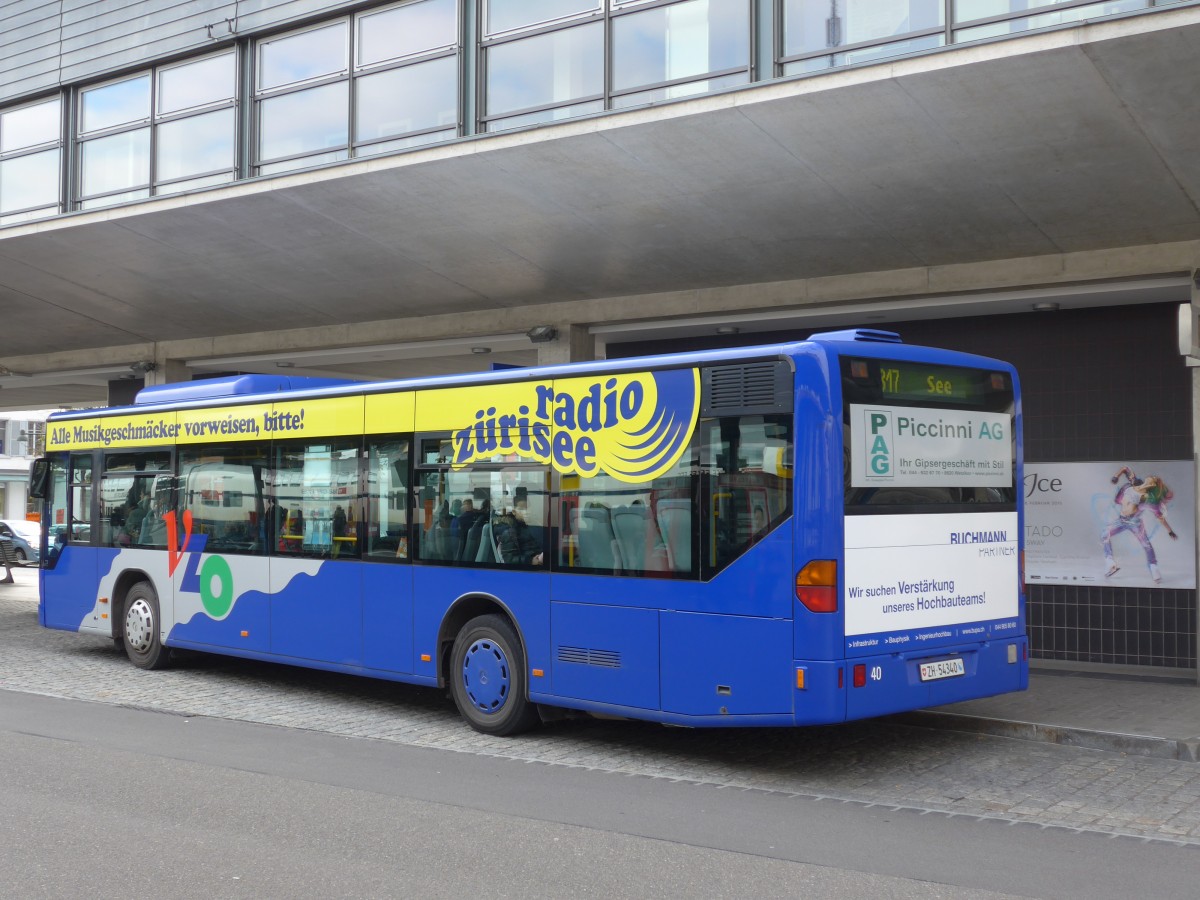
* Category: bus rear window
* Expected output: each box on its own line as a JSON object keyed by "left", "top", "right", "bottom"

{"left": 841, "top": 358, "right": 1016, "bottom": 512}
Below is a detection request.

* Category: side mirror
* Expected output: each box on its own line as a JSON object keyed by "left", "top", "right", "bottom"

{"left": 28, "top": 458, "right": 50, "bottom": 500}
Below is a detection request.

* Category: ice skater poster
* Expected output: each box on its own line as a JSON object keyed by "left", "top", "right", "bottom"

{"left": 1024, "top": 460, "right": 1195, "bottom": 589}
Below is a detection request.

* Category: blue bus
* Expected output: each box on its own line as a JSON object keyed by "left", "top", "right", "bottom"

{"left": 30, "top": 329, "right": 1026, "bottom": 735}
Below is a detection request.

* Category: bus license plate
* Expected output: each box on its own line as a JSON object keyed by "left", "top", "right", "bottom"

{"left": 919, "top": 658, "right": 965, "bottom": 682}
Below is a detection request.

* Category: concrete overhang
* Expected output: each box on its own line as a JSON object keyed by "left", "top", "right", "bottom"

{"left": 2, "top": 8, "right": 1199, "bottom": 409}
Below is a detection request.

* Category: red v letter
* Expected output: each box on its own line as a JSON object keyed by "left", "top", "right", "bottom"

{"left": 166, "top": 510, "right": 193, "bottom": 576}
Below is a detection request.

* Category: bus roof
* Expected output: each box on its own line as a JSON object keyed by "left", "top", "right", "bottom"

{"left": 47, "top": 330, "right": 1013, "bottom": 422}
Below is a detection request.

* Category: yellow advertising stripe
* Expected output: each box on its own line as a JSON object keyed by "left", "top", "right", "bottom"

{"left": 47, "top": 396, "right": 368, "bottom": 451}
{"left": 46, "top": 412, "right": 180, "bottom": 451}
{"left": 365, "top": 390, "right": 415, "bottom": 435}
{"left": 415, "top": 381, "right": 543, "bottom": 433}
{"left": 177, "top": 396, "right": 364, "bottom": 443}
{"left": 176, "top": 403, "right": 272, "bottom": 444}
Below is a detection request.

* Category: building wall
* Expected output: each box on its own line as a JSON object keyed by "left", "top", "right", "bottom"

{"left": 613, "top": 302, "right": 1196, "bottom": 670}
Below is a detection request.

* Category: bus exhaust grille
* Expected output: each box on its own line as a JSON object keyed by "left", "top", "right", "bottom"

{"left": 558, "top": 646, "right": 623, "bottom": 668}
{"left": 702, "top": 361, "right": 791, "bottom": 416}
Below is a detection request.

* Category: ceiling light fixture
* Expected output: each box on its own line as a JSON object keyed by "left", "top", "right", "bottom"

{"left": 471, "top": 347, "right": 492, "bottom": 355}
{"left": 715, "top": 325, "right": 740, "bottom": 335}
{"left": 526, "top": 325, "right": 557, "bottom": 343}
{"left": 1032, "top": 302, "right": 1060, "bottom": 312}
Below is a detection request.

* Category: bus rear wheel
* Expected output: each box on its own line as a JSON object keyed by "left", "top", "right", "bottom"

{"left": 449, "top": 614, "right": 540, "bottom": 736}
{"left": 122, "top": 581, "right": 170, "bottom": 670}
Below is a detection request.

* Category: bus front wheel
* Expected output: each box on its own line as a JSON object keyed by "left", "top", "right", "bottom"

{"left": 122, "top": 581, "right": 170, "bottom": 670}
{"left": 449, "top": 614, "right": 540, "bottom": 736}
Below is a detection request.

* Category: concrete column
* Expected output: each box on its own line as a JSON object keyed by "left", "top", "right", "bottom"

{"left": 145, "top": 358, "right": 190, "bottom": 387}
{"left": 535, "top": 324, "right": 596, "bottom": 367}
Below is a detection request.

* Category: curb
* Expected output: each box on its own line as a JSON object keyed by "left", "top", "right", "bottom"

{"left": 894, "top": 710, "right": 1200, "bottom": 763}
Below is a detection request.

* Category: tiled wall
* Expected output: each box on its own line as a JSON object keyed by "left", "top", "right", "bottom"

{"left": 615, "top": 301, "right": 1197, "bottom": 669}
{"left": 895, "top": 305, "right": 1194, "bottom": 668}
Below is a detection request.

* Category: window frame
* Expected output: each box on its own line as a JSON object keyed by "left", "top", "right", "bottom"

{"left": 411, "top": 432, "right": 551, "bottom": 569}
{"left": 74, "top": 49, "right": 239, "bottom": 209}
{"left": 364, "top": 434, "right": 413, "bottom": 564}
{"left": 479, "top": 0, "right": 754, "bottom": 132}
{"left": 254, "top": 3, "right": 462, "bottom": 175}
{"left": 271, "top": 436, "right": 365, "bottom": 561}
{"left": 0, "top": 94, "right": 64, "bottom": 223}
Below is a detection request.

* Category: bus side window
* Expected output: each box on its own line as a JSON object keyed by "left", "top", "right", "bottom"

{"left": 702, "top": 414, "right": 793, "bottom": 574}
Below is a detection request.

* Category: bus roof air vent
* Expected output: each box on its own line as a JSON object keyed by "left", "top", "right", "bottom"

{"left": 810, "top": 329, "right": 902, "bottom": 344}
{"left": 701, "top": 360, "right": 792, "bottom": 416}
{"left": 134, "top": 374, "right": 361, "bottom": 406}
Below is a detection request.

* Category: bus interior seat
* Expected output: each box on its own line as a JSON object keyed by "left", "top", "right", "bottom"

{"left": 611, "top": 506, "right": 664, "bottom": 572}
{"left": 575, "top": 507, "right": 621, "bottom": 572}
{"left": 475, "top": 520, "right": 498, "bottom": 564}
{"left": 461, "top": 516, "right": 485, "bottom": 563}
{"left": 656, "top": 499, "right": 692, "bottom": 572}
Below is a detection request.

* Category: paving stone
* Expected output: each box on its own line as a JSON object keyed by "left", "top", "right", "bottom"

{"left": 6, "top": 595, "right": 1200, "bottom": 844}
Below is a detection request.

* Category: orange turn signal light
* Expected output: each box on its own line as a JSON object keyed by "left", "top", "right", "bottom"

{"left": 795, "top": 560, "right": 838, "bottom": 613}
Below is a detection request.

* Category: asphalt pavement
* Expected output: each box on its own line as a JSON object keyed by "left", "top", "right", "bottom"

{"left": 4, "top": 564, "right": 1199, "bottom": 762}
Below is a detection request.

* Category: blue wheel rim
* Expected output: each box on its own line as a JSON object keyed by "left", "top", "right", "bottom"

{"left": 461, "top": 638, "right": 510, "bottom": 714}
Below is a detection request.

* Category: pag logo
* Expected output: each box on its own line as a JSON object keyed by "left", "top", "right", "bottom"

{"left": 165, "top": 511, "right": 235, "bottom": 618}
{"left": 447, "top": 369, "right": 700, "bottom": 483}
{"left": 866, "top": 409, "right": 893, "bottom": 477}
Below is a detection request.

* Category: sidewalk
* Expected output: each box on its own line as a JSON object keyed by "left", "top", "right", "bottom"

{"left": 0, "top": 564, "right": 38, "bottom": 601}
{"left": 899, "top": 669, "right": 1200, "bottom": 761}
{"left": 3, "top": 567, "right": 1197, "bottom": 759}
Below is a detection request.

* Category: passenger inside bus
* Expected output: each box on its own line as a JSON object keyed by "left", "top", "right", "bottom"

{"left": 496, "top": 499, "right": 543, "bottom": 566}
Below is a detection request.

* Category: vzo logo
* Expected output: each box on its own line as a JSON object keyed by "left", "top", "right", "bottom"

{"left": 866, "top": 409, "right": 893, "bottom": 478}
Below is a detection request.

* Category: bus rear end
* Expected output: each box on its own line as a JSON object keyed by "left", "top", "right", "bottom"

{"left": 827, "top": 332, "right": 1027, "bottom": 721}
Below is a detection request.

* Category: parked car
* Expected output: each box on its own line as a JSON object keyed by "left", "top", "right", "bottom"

{"left": 0, "top": 519, "right": 41, "bottom": 564}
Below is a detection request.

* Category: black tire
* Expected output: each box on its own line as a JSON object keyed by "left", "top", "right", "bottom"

{"left": 121, "top": 581, "right": 170, "bottom": 670}
{"left": 449, "top": 614, "right": 540, "bottom": 736}
{"left": 13, "top": 547, "right": 27, "bottom": 563}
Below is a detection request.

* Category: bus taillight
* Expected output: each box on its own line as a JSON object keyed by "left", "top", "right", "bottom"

{"left": 796, "top": 560, "right": 837, "bottom": 613}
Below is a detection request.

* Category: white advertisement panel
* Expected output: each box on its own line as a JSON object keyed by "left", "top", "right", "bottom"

{"left": 1024, "top": 460, "right": 1195, "bottom": 589}
{"left": 848, "top": 404, "right": 1011, "bottom": 489}
{"left": 844, "top": 512, "right": 1020, "bottom": 641}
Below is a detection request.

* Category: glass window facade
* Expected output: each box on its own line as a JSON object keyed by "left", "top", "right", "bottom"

{"left": 482, "top": 0, "right": 751, "bottom": 129}
{"left": 255, "top": 0, "right": 461, "bottom": 174}
{"left": 485, "top": 0, "right": 600, "bottom": 36}
{"left": 0, "top": 97, "right": 61, "bottom": 223}
{"left": 0, "top": 0, "right": 1176, "bottom": 224}
{"left": 485, "top": 23, "right": 604, "bottom": 122}
{"left": 611, "top": 0, "right": 749, "bottom": 94}
{"left": 74, "top": 52, "right": 237, "bottom": 209}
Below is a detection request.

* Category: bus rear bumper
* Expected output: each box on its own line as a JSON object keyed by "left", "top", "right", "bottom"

{"left": 842, "top": 637, "right": 1029, "bottom": 722}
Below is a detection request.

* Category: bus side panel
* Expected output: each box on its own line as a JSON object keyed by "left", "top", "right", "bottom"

{"left": 168, "top": 553, "right": 273, "bottom": 653}
{"left": 362, "top": 563, "right": 414, "bottom": 674}
{"left": 411, "top": 567, "right": 551, "bottom": 684}
{"left": 550, "top": 537, "right": 792, "bottom": 619}
{"left": 96, "top": 548, "right": 173, "bottom": 635}
{"left": 549, "top": 601, "right": 660, "bottom": 711}
{"left": 270, "top": 559, "right": 363, "bottom": 665}
{"left": 41, "top": 546, "right": 104, "bottom": 632}
{"left": 792, "top": 348, "right": 845, "bottom": 663}
{"left": 660, "top": 611, "right": 792, "bottom": 715}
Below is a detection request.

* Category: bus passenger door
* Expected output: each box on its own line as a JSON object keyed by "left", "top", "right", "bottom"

{"left": 42, "top": 453, "right": 105, "bottom": 633}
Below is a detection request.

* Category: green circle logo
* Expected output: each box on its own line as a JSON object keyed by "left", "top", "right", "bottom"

{"left": 199, "top": 555, "right": 235, "bottom": 618}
